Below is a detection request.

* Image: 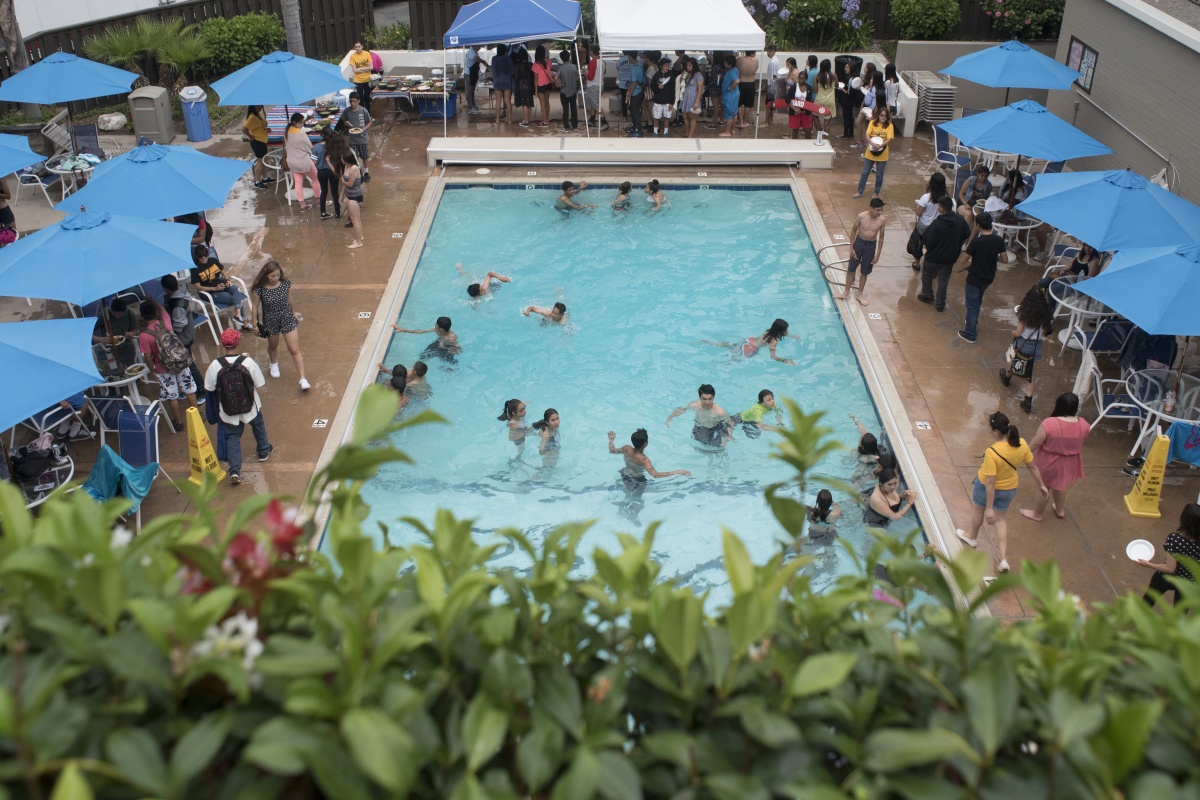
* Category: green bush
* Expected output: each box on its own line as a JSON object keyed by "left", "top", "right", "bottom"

{"left": 361, "top": 22, "right": 411, "bottom": 51}
{"left": 983, "top": 0, "right": 1066, "bottom": 39}
{"left": 197, "top": 11, "right": 286, "bottom": 78}
{"left": 765, "top": 0, "right": 845, "bottom": 50}
{"left": 1, "top": 388, "right": 1197, "bottom": 798}
{"left": 890, "top": 0, "right": 961, "bottom": 40}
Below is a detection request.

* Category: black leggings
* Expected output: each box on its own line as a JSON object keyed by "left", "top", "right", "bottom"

{"left": 1143, "top": 571, "right": 1186, "bottom": 605}
{"left": 318, "top": 168, "right": 340, "bottom": 216}
{"left": 841, "top": 100, "right": 857, "bottom": 137}
{"left": 353, "top": 81, "right": 372, "bottom": 112}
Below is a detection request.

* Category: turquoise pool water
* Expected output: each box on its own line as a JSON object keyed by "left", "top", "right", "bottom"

{"left": 349, "top": 184, "right": 920, "bottom": 597}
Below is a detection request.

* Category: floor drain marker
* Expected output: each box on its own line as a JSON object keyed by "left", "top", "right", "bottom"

{"left": 915, "top": 421, "right": 932, "bottom": 430}
{"left": 392, "top": 232, "right": 404, "bottom": 238}
{"left": 358, "top": 312, "right": 372, "bottom": 319}
{"left": 313, "top": 419, "right": 328, "bottom": 428}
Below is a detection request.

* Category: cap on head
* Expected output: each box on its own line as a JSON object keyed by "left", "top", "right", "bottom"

{"left": 220, "top": 328, "right": 241, "bottom": 348}
{"left": 869, "top": 197, "right": 885, "bottom": 208}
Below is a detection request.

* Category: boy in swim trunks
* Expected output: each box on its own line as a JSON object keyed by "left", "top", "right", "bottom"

{"left": 732, "top": 389, "right": 784, "bottom": 436}
{"left": 666, "top": 383, "right": 734, "bottom": 448}
{"left": 456, "top": 262, "right": 511, "bottom": 298}
{"left": 609, "top": 427, "right": 691, "bottom": 490}
{"left": 835, "top": 197, "right": 886, "bottom": 307}
{"left": 555, "top": 180, "right": 595, "bottom": 212}
{"left": 393, "top": 316, "right": 460, "bottom": 360}
{"left": 523, "top": 302, "right": 567, "bottom": 324}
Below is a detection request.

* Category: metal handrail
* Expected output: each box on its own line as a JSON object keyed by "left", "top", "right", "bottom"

{"left": 816, "top": 242, "right": 852, "bottom": 288}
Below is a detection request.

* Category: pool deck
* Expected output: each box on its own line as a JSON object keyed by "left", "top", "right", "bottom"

{"left": 5, "top": 109, "right": 1197, "bottom": 618}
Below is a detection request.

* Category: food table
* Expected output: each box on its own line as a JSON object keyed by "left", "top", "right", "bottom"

{"left": 1047, "top": 277, "right": 1119, "bottom": 354}
{"left": 373, "top": 75, "right": 454, "bottom": 119}
{"left": 1125, "top": 369, "right": 1200, "bottom": 457}
{"left": 265, "top": 104, "right": 342, "bottom": 144}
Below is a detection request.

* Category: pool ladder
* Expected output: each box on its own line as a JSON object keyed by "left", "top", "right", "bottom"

{"left": 816, "top": 242, "right": 853, "bottom": 289}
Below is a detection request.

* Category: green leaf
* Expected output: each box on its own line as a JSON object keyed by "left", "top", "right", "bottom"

{"left": 0, "top": 688, "right": 12, "bottom": 737}
{"left": 255, "top": 635, "right": 340, "bottom": 677}
{"left": 790, "top": 652, "right": 858, "bottom": 698}
{"left": 243, "top": 718, "right": 323, "bottom": 775}
{"left": 863, "top": 728, "right": 975, "bottom": 772}
{"left": 536, "top": 663, "right": 584, "bottom": 739}
{"left": 707, "top": 772, "right": 769, "bottom": 800}
{"left": 740, "top": 705, "right": 801, "bottom": 747}
{"left": 341, "top": 708, "right": 416, "bottom": 792}
{"left": 653, "top": 590, "right": 702, "bottom": 677}
{"left": 449, "top": 774, "right": 488, "bottom": 800}
{"left": 350, "top": 383, "right": 406, "bottom": 444}
{"left": 481, "top": 648, "right": 534, "bottom": 707}
{"left": 1097, "top": 699, "right": 1162, "bottom": 784}
{"left": 640, "top": 731, "right": 691, "bottom": 770}
{"left": 725, "top": 592, "right": 772, "bottom": 655}
{"left": 462, "top": 695, "right": 508, "bottom": 772}
{"left": 0, "top": 545, "right": 66, "bottom": 579}
{"left": 410, "top": 547, "right": 447, "bottom": 615}
{"left": 722, "top": 528, "right": 755, "bottom": 596}
{"left": 50, "top": 762, "right": 93, "bottom": 800}
{"left": 517, "top": 718, "right": 564, "bottom": 793}
{"left": 283, "top": 678, "right": 341, "bottom": 719}
{"left": 961, "top": 658, "right": 1017, "bottom": 758}
{"left": 596, "top": 750, "right": 643, "bottom": 800}
{"left": 1048, "top": 688, "right": 1104, "bottom": 748}
{"left": 170, "top": 710, "right": 232, "bottom": 789}
{"left": 550, "top": 747, "right": 600, "bottom": 800}
{"left": 765, "top": 484, "right": 809, "bottom": 537}
{"left": 106, "top": 728, "right": 170, "bottom": 796}
{"left": 126, "top": 598, "right": 174, "bottom": 650}
{"left": 73, "top": 562, "right": 125, "bottom": 631}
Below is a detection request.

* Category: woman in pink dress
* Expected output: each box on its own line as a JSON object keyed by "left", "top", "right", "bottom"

{"left": 1020, "top": 392, "right": 1091, "bottom": 521}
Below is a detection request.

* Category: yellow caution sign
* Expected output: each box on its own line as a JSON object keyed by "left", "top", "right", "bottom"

{"left": 186, "top": 406, "right": 227, "bottom": 486}
{"left": 1124, "top": 434, "right": 1169, "bottom": 519}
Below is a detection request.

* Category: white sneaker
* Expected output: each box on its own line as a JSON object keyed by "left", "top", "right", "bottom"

{"left": 299, "top": 378, "right": 311, "bottom": 391}
{"left": 269, "top": 362, "right": 280, "bottom": 378}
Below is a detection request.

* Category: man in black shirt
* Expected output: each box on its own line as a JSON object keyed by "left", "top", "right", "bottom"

{"left": 188, "top": 244, "right": 250, "bottom": 329}
{"left": 917, "top": 196, "right": 971, "bottom": 312}
{"left": 651, "top": 57, "right": 676, "bottom": 137}
{"left": 959, "top": 212, "right": 1010, "bottom": 343}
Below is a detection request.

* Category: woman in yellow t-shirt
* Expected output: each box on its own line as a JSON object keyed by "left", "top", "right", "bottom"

{"left": 956, "top": 411, "right": 1048, "bottom": 573}
{"left": 242, "top": 105, "right": 270, "bottom": 189}
{"left": 854, "top": 106, "right": 894, "bottom": 200}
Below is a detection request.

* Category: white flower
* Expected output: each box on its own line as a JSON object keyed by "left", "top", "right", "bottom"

{"left": 190, "top": 612, "right": 263, "bottom": 673}
{"left": 0, "top": 614, "right": 9, "bottom": 637}
{"left": 110, "top": 525, "right": 134, "bottom": 549}
{"left": 140, "top": 555, "right": 153, "bottom": 568}
{"left": 79, "top": 553, "right": 95, "bottom": 567}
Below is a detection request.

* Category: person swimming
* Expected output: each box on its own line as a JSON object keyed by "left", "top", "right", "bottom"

{"left": 532, "top": 407, "right": 561, "bottom": 464}
{"left": 523, "top": 302, "right": 567, "bottom": 324}
{"left": 555, "top": 180, "right": 596, "bottom": 213}
{"left": 849, "top": 412, "right": 883, "bottom": 462}
{"left": 644, "top": 179, "right": 667, "bottom": 210}
{"left": 704, "top": 319, "right": 796, "bottom": 365}
{"left": 405, "top": 360, "right": 432, "bottom": 401}
{"left": 457, "top": 263, "right": 512, "bottom": 298}
{"left": 666, "top": 383, "right": 734, "bottom": 448}
{"left": 393, "top": 316, "right": 460, "bottom": 362}
{"left": 732, "top": 389, "right": 784, "bottom": 437}
{"left": 498, "top": 398, "right": 530, "bottom": 450}
{"left": 612, "top": 181, "right": 632, "bottom": 211}
{"left": 608, "top": 427, "right": 691, "bottom": 497}
{"left": 807, "top": 488, "right": 842, "bottom": 545}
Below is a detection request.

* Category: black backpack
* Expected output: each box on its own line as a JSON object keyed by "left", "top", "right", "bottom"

{"left": 216, "top": 356, "right": 256, "bottom": 416}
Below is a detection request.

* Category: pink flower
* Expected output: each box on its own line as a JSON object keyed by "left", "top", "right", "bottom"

{"left": 1024, "top": 18, "right": 1031, "bottom": 23}
{"left": 266, "top": 500, "right": 304, "bottom": 558}
{"left": 224, "top": 532, "right": 270, "bottom": 584}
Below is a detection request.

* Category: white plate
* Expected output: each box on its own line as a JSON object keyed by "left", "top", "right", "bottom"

{"left": 1126, "top": 539, "right": 1154, "bottom": 562}
{"left": 349, "top": 128, "right": 363, "bottom": 134}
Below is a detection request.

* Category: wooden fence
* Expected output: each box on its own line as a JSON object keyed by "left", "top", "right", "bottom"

{"left": 411, "top": 0, "right": 1004, "bottom": 51}
{"left": 1, "top": 0, "right": 372, "bottom": 114}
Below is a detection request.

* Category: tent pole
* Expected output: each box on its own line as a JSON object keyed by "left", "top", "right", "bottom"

{"left": 576, "top": 37, "right": 590, "bottom": 138}
{"left": 443, "top": 49, "right": 449, "bottom": 138}
{"left": 754, "top": 67, "right": 761, "bottom": 140}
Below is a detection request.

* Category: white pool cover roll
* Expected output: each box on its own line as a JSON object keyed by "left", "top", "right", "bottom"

{"left": 595, "top": 0, "right": 766, "bottom": 52}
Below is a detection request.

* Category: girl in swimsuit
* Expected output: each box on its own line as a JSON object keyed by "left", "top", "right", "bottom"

{"left": 644, "top": 179, "right": 666, "bottom": 210}
{"left": 532, "top": 408, "right": 561, "bottom": 463}
{"left": 612, "top": 181, "right": 632, "bottom": 211}
{"left": 863, "top": 468, "right": 916, "bottom": 529}
{"left": 498, "top": 398, "right": 530, "bottom": 451}
{"left": 704, "top": 318, "right": 796, "bottom": 364}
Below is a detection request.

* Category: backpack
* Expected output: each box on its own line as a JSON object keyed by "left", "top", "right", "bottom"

{"left": 149, "top": 321, "right": 191, "bottom": 373}
{"left": 216, "top": 356, "right": 256, "bottom": 416}
{"left": 165, "top": 295, "right": 196, "bottom": 348}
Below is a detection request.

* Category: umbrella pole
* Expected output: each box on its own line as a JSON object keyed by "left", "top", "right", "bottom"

{"left": 1008, "top": 154, "right": 1023, "bottom": 210}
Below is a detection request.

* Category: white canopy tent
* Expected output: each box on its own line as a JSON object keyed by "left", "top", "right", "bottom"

{"left": 595, "top": 0, "right": 766, "bottom": 136}
{"left": 595, "top": 0, "right": 765, "bottom": 53}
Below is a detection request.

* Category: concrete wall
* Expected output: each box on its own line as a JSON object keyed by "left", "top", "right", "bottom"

{"left": 1046, "top": 0, "right": 1199, "bottom": 203}
{"left": 894, "top": 40, "right": 1056, "bottom": 111}
{"left": 14, "top": 0, "right": 161, "bottom": 38}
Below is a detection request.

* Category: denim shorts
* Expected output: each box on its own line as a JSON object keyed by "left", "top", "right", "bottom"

{"left": 973, "top": 477, "right": 1016, "bottom": 512}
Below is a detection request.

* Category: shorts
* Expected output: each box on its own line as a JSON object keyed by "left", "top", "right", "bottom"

{"left": 249, "top": 139, "right": 268, "bottom": 159}
{"left": 63, "top": 391, "right": 87, "bottom": 412}
{"left": 847, "top": 236, "right": 877, "bottom": 275}
{"left": 620, "top": 467, "right": 647, "bottom": 498}
{"left": 586, "top": 85, "right": 601, "bottom": 112}
{"left": 156, "top": 368, "right": 197, "bottom": 401}
{"left": 738, "top": 83, "right": 755, "bottom": 108}
{"left": 972, "top": 476, "right": 1016, "bottom": 512}
{"left": 351, "top": 142, "right": 368, "bottom": 163}
{"left": 652, "top": 103, "right": 673, "bottom": 120}
{"left": 1013, "top": 337, "right": 1043, "bottom": 382}
{"left": 692, "top": 421, "right": 730, "bottom": 447}
{"left": 537, "top": 83, "right": 552, "bottom": 94}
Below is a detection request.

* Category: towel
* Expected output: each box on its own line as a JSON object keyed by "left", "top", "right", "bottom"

{"left": 82, "top": 444, "right": 158, "bottom": 513}
{"left": 1166, "top": 422, "right": 1200, "bottom": 467}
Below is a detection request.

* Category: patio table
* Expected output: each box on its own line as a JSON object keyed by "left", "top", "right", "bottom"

{"left": 1126, "top": 369, "right": 1200, "bottom": 456}
{"left": 1048, "top": 277, "right": 1119, "bottom": 354}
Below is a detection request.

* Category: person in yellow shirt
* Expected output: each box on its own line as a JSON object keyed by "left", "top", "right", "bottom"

{"left": 241, "top": 105, "right": 270, "bottom": 189}
{"left": 349, "top": 42, "right": 374, "bottom": 112}
{"left": 853, "top": 106, "right": 894, "bottom": 200}
{"left": 956, "top": 411, "right": 1048, "bottom": 574}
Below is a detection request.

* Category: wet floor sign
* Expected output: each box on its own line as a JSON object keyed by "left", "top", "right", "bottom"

{"left": 1124, "top": 434, "right": 1168, "bottom": 518}
{"left": 186, "top": 406, "right": 227, "bottom": 485}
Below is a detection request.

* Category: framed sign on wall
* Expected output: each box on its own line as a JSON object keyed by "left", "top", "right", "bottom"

{"left": 1067, "top": 36, "right": 1098, "bottom": 93}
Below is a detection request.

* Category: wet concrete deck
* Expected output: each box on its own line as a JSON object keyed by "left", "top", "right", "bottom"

{"left": 6, "top": 104, "right": 1197, "bottom": 618}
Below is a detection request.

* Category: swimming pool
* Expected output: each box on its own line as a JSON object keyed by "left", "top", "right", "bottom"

{"left": 346, "top": 183, "right": 922, "bottom": 597}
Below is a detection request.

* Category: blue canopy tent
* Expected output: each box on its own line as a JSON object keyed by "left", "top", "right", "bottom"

{"left": 440, "top": 0, "right": 585, "bottom": 136}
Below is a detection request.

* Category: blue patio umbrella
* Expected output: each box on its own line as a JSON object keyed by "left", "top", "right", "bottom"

{"left": 0, "top": 211, "right": 194, "bottom": 307}
{"left": 0, "top": 318, "right": 102, "bottom": 435}
{"left": 54, "top": 143, "right": 249, "bottom": 219}
{"left": 1074, "top": 244, "right": 1200, "bottom": 336}
{"left": 210, "top": 51, "right": 351, "bottom": 106}
{"left": 941, "top": 40, "right": 1081, "bottom": 99}
{"left": 1015, "top": 169, "right": 1200, "bottom": 251}
{"left": 0, "top": 132, "right": 42, "bottom": 177}
{"left": 0, "top": 52, "right": 137, "bottom": 105}
{"left": 938, "top": 100, "right": 1112, "bottom": 163}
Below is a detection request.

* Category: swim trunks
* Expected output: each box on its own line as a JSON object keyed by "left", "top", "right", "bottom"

{"left": 741, "top": 338, "right": 759, "bottom": 357}
{"left": 692, "top": 420, "right": 730, "bottom": 447}
{"left": 620, "top": 467, "right": 647, "bottom": 497}
{"left": 847, "top": 236, "right": 878, "bottom": 275}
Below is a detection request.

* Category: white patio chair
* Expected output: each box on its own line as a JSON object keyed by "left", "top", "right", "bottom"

{"left": 196, "top": 276, "right": 251, "bottom": 345}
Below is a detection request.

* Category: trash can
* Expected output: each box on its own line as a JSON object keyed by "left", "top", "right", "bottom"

{"left": 834, "top": 54, "right": 864, "bottom": 82}
{"left": 179, "top": 86, "right": 211, "bottom": 142}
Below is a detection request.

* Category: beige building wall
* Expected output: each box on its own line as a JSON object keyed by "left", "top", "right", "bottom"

{"left": 1047, "top": 0, "right": 1200, "bottom": 203}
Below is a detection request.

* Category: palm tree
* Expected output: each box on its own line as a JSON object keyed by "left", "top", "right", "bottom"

{"left": 136, "top": 17, "right": 195, "bottom": 87}
{"left": 0, "top": 0, "right": 40, "bottom": 120}
{"left": 281, "top": 0, "right": 306, "bottom": 56}
{"left": 82, "top": 23, "right": 151, "bottom": 87}
{"left": 158, "top": 34, "right": 211, "bottom": 91}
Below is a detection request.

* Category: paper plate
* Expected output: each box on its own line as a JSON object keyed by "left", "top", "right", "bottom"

{"left": 870, "top": 136, "right": 884, "bottom": 148}
{"left": 125, "top": 364, "right": 147, "bottom": 377}
{"left": 1126, "top": 539, "right": 1154, "bottom": 562}
{"left": 850, "top": 77, "right": 862, "bottom": 89}
{"left": 349, "top": 128, "right": 363, "bottom": 134}
{"left": 777, "top": 68, "right": 790, "bottom": 76}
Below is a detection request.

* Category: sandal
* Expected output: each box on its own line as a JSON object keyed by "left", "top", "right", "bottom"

{"left": 955, "top": 529, "right": 978, "bottom": 548}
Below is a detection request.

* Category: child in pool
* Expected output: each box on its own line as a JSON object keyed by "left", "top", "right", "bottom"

{"left": 531, "top": 408, "right": 561, "bottom": 457}
{"left": 849, "top": 413, "right": 882, "bottom": 462}
{"left": 555, "top": 180, "right": 595, "bottom": 212}
{"left": 393, "top": 316, "right": 460, "bottom": 359}
{"left": 456, "top": 262, "right": 511, "bottom": 298}
{"left": 703, "top": 319, "right": 796, "bottom": 365}
{"left": 612, "top": 181, "right": 632, "bottom": 211}
{"left": 499, "top": 398, "right": 531, "bottom": 450}
{"left": 523, "top": 302, "right": 567, "bottom": 324}
{"left": 645, "top": 178, "right": 667, "bottom": 210}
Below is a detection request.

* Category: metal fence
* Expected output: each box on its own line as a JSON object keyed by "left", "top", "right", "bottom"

{"left": 1, "top": 0, "right": 372, "bottom": 114}
{"left": 411, "top": 0, "right": 1005, "bottom": 52}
